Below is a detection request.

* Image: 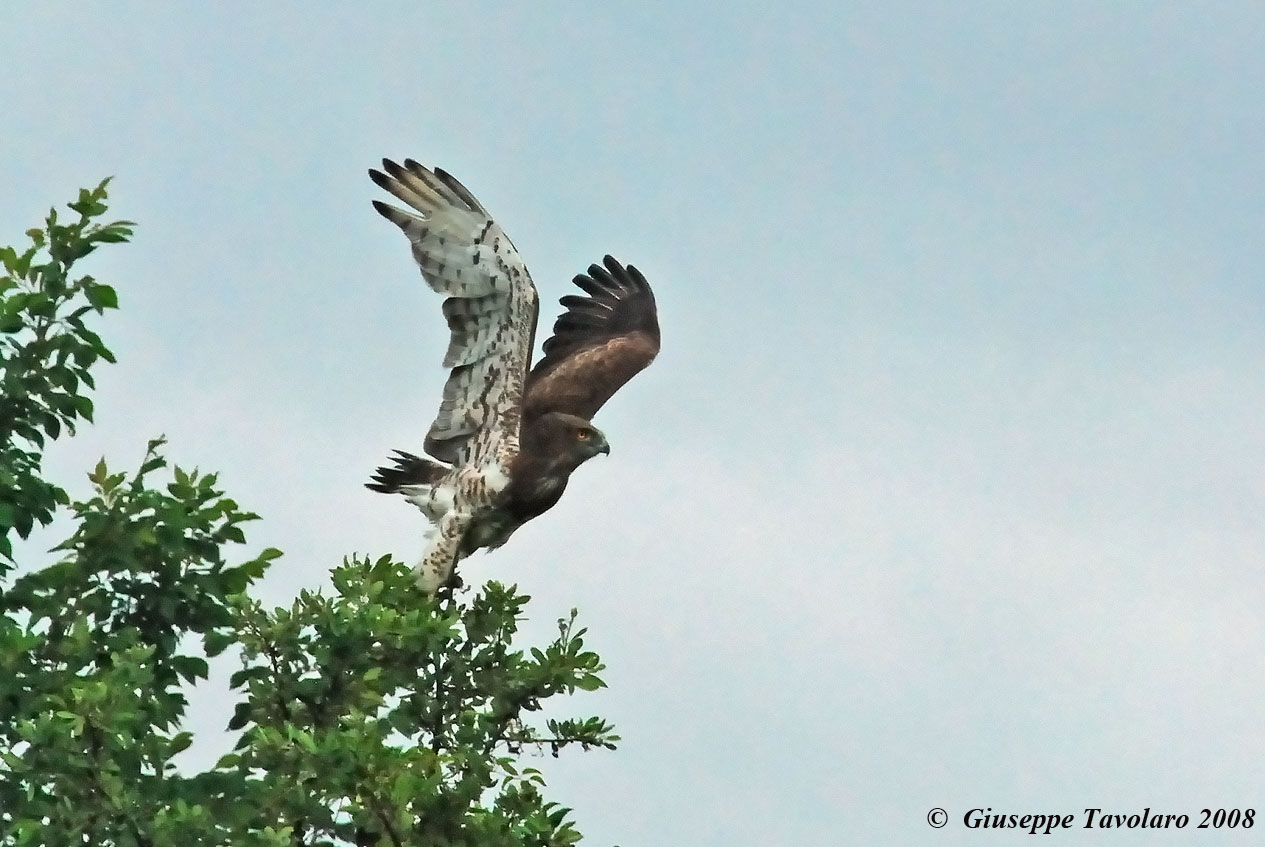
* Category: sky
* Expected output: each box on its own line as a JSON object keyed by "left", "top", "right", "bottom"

{"left": 3, "top": 2, "right": 1264, "bottom": 844}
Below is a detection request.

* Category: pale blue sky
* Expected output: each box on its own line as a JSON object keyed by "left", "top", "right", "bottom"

{"left": 3, "top": 2, "right": 1264, "bottom": 844}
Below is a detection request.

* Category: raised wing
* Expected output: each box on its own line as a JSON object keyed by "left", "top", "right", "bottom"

{"left": 522, "top": 255, "right": 659, "bottom": 422}
{"left": 370, "top": 159, "right": 539, "bottom": 466}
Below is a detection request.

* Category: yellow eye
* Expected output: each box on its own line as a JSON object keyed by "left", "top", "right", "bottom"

{"left": 577, "top": 430, "right": 589, "bottom": 440}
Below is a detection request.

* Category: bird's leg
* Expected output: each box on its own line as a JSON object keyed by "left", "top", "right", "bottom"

{"left": 441, "top": 568, "right": 465, "bottom": 600}
{"left": 415, "top": 511, "right": 467, "bottom": 597}
{"left": 435, "top": 557, "right": 464, "bottom": 604}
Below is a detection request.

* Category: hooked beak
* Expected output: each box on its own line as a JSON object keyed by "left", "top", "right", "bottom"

{"left": 597, "top": 442, "right": 611, "bottom": 456}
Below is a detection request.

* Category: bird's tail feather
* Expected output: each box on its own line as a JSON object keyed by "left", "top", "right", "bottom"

{"left": 365, "top": 450, "right": 448, "bottom": 495}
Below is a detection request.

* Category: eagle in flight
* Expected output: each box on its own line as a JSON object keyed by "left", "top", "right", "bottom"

{"left": 365, "top": 159, "right": 660, "bottom": 594}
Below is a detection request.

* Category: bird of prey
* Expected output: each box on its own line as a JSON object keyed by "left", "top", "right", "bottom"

{"left": 365, "top": 159, "right": 660, "bottom": 594}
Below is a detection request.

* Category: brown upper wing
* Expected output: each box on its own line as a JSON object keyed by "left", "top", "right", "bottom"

{"left": 522, "top": 255, "right": 659, "bottom": 422}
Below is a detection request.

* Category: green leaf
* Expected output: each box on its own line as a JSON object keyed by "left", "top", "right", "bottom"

{"left": 169, "top": 732, "right": 193, "bottom": 755}
{"left": 204, "top": 630, "right": 234, "bottom": 657}
{"left": 227, "top": 702, "right": 252, "bottom": 731}
{"left": 85, "top": 283, "right": 118, "bottom": 311}
{"left": 92, "top": 222, "right": 135, "bottom": 244}
{"left": 173, "top": 656, "right": 209, "bottom": 682}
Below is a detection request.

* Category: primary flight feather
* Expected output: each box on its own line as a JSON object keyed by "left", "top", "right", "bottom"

{"left": 366, "top": 159, "right": 660, "bottom": 593}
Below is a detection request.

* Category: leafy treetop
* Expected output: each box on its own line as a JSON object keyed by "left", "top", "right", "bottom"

{"left": 1, "top": 181, "right": 617, "bottom": 847}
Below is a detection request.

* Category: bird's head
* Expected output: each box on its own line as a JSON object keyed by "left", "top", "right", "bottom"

{"left": 573, "top": 422, "right": 611, "bottom": 459}
{"left": 533, "top": 412, "right": 610, "bottom": 468}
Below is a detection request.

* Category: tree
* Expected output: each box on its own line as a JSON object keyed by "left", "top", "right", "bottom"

{"left": 0, "top": 182, "right": 617, "bottom": 846}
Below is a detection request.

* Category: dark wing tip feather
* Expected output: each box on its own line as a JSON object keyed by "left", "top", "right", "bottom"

{"left": 571, "top": 274, "right": 613, "bottom": 299}
{"left": 548, "top": 255, "right": 658, "bottom": 347}
{"left": 586, "top": 262, "right": 616, "bottom": 285}
{"left": 558, "top": 294, "right": 613, "bottom": 317}
{"left": 371, "top": 200, "right": 419, "bottom": 233}
{"left": 618, "top": 259, "right": 651, "bottom": 290}
{"left": 570, "top": 255, "right": 654, "bottom": 300}
{"left": 523, "top": 255, "right": 660, "bottom": 419}
{"left": 433, "top": 167, "right": 488, "bottom": 215}
{"left": 554, "top": 313, "right": 607, "bottom": 331}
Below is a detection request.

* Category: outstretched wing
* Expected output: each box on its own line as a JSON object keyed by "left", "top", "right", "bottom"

{"left": 522, "top": 255, "right": 659, "bottom": 421}
{"left": 370, "top": 159, "right": 539, "bottom": 466}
